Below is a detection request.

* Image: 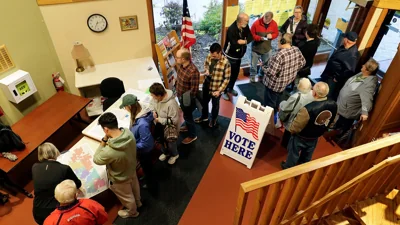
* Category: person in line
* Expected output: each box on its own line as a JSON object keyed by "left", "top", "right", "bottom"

{"left": 281, "top": 82, "right": 337, "bottom": 169}
{"left": 93, "top": 112, "right": 141, "bottom": 218}
{"left": 280, "top": 5, "right": 308, "bottom": 48}
{"left": 262, "top": 33, "right": 305, "bottom": 113}
{"left": 120, "top": 94, "right": 155, "bottom": 191}
{"left": 334, "top": 58, "right": 379, "bottom": 137}
{"left": 297, "top": 24, "right": 320, "bottom": 79}
{"left": 175, "top": 48, "right": 199, "bottom": 144}
{"left": 43, "top": 180, "right": 108, "bottom": 225}
{"left": 249, "top": 11, "right": 279, "bottom": 83}
{"left": 223, "top": 12, "right": 253, "bottom": 101}
{"left": 321, "top": 31, "right": 360, "bottom": 100}
{"left": 195, "top": 43, "right": 231, "bottom": 127}
{"left": 278, "top": 78, "right": 314, "bottom": 148}
{"left": 32, "top": 142, "right": 82, "bottom": 225}
{"left": 149, "top": 83, "right": 180, "bottom": 165}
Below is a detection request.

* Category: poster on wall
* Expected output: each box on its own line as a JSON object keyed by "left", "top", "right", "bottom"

{"left": 244, "top": 0, "right": 297, "bottom": 26}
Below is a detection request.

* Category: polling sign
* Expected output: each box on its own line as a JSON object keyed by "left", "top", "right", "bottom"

{"left": 220, "top": 96, "right": 274, "bottom": 169}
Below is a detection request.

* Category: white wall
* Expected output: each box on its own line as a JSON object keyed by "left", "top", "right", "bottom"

{"left": 39, "top": 0, "right": 152, "bottom": 95}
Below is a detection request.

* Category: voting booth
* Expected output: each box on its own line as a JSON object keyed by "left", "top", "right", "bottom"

{"left": 220, "top": 96, "right": 274, "bottom": 169}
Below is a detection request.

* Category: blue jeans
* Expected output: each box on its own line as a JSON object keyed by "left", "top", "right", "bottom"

{"left": 179, "top": 97, "right": 196, "bottom": 138}
{"left": 264, "top": 86, "right": 282, "bottom": 112}
{"left": 283, "top": 135, "right": 318, "bottom": 169}
{"left": 250, "top": 51, "right": 271, "bottom": 77}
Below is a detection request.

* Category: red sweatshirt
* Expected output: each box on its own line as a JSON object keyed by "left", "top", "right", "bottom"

{"left": 44, "top": 199, "right": 108, "bottom": 225}
{"left": 250, "top": 18, "right": 279, "bottom": 54}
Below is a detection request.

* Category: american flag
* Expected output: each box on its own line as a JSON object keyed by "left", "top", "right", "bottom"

{"left": 236, "top": 108, "right": 260, "bottom": 140}
{"left": 181, "top": 0, "right": 196, "bottom": 48}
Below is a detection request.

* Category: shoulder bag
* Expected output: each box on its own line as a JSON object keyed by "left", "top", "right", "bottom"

{"left": 279, "top": 93, "right": 301, "bottom": 122}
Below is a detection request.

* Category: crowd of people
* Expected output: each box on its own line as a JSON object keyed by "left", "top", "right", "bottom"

{"left": 0, "top": 5, "right": 380, "bottom": 224}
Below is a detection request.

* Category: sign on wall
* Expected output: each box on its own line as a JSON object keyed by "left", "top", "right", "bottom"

{"left": 244, "top": 0, "right": 297, "bottom": 26}
{"left": 220, "top": 96, "right": 274, "bottom": 169}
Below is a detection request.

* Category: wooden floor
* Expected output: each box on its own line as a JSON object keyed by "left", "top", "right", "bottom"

{"left": 0, "top": 72, "right": 342, "bottom": 225}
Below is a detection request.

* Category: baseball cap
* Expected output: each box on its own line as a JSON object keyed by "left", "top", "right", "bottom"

{"left": 343, "top": 31, "right": 358, "bottom": 42}
{"left": 119, "top": 94, "right": 138, "bottom": 109}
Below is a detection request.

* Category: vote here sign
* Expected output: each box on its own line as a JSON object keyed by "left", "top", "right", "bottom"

{"left": 220, "top": 96, "right": 274, "bottom": 169}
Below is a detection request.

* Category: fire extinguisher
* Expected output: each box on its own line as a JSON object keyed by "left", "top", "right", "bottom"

{"left": 52, "top": 72, "right": 65, "bottom": 92}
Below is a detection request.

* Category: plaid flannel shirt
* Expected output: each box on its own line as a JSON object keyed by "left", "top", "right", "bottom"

{"left": 204, "top": 54, "right": 231, "bottom": 93}
{"left": 263, "top": 46, "right": 305, "bottom": 92}
{"left": 176, "top": 62, "right": 200, "bottom": 98}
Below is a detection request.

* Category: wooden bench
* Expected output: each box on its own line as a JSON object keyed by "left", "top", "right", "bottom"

{"left": 0, "top": 91, "right": 90, "bottom": 173}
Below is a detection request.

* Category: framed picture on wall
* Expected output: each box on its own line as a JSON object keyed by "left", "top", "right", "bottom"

{"left": 119, "top": 15, "right": 138, "bottom": 31}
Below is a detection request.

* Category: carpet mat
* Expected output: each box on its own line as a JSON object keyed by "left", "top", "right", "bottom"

{"left": 113, "top": 111, "right": 230, "bottom": 225}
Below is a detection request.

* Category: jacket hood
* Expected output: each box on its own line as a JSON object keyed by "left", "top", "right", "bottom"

{"left": 135, "top": 103, "right": 151, "bottom": 119}
{"left": 289, "top": 15, "right": 307, "bottom": 22}
{"left": 160, "top": 89, "right": 175, "bottom": 103}
{"left": 107, "top": 128, "right": 133, "bottom": 151}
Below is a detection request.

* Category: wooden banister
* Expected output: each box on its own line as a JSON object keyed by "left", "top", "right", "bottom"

{"left": 281, "top": 155, "right": 400, "bottom": 224}
{"left": 234, "top": 134, "right": 400, "bottom": 225}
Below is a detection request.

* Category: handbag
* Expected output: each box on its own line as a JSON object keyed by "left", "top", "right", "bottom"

{"left": 164, "top": 117, "right": 178, "bottom": 142}
{"left": 279, "top": 93, "right": 301, "bottom": 122}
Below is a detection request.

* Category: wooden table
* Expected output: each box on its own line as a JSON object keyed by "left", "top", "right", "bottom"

{"left": 0, "top": 91, "right": 90, "bottom": 173}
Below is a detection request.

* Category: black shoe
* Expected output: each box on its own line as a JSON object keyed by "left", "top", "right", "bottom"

{"left": 24, "top": 191, "right": 33, "bottom": 198}
{"left": 280, "top": 161, "right": 287, "bottom": 170}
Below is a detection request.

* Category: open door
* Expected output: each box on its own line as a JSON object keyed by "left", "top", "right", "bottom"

{"left": 354, "top": 44, "right": 400, "bottom": 145}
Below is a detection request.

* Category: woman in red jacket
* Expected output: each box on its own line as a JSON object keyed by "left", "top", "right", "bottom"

{"left": 44, "top": 180, "right": 108, "bottom": 225}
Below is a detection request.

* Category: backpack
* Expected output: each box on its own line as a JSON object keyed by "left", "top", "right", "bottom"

{"left": 0, "top": 123, "right": 25, "bottom": 152}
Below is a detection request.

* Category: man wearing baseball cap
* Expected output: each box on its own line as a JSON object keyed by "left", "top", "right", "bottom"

{"left": 321, "top": 31, "right": 360, "bottom": 101}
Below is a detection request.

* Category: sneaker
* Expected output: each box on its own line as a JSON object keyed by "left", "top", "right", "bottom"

{"left": 222, "top": 92, "right": 230, "bottom": 101}
{"left": 159, "top": 154, "right": 168, "bottom": 162}
{"left": 275, "top": 120, "right": 282, "bottom": 129}
{"left": 2, "top": 152, "right": 17, "bottom": 161}
{"left": 194, "top": 117, "right": 208, "bottom": 123}
{"left": 118, "top": 209, "right": 139, "bottom": 218}
{"left": 168, "top": 155, "right": 179, "bottom": 165}
{"left": 250, "top": 76, "right": 256, "bottom": 83}
{"left": 182, "top": 136, "right": 197, "bottom": 144}
{"left": 180, "top": 126, "right": 188, "bottom": 132}
{"left": 230, "top": 89, "right": 238, "bottom": 96}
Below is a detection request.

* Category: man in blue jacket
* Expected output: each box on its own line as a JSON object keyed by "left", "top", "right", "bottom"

{"left": 321, "top": 32, "right": 360, "bottom": 101}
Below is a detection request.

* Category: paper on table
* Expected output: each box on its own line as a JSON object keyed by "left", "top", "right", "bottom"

{"left": 137, "top": 78, "right": 162, "bottom": 92}
{"left": 225, "top": 5, "right": 239, "bottom": 27}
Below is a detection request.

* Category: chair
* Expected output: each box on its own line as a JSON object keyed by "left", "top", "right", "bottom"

{"left": 100, "top": 77, "right": 125, "bottom": 111}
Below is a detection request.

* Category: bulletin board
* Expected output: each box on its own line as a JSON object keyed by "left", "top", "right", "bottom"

{"left": 244, "top": 0, "right": 297, "bottom": 26}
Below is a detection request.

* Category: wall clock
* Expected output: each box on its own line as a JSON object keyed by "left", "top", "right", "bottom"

{"left": 87, "top": 14, "right": 108, "bottom": 33}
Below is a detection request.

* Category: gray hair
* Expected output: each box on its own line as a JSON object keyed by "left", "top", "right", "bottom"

{"left": 365, "top": 58, "right": 379, "bottom": 73}
{"left": 55, "top": 180, "right": 77, "bottom": 204}
{"left": 264, "top": 11, "right": 273, "bottom": 19}
{"left": 294, "top": 5, "right": 303, "bottom": 12}
{"left": 38, "top": 142, "right": 60, "bottom": 162}
{"left": 297, "top": 78, "right": 312, "bottom": 94}
{"left": 236, "top": 12, "right": 249, "bottom": 23}
{"left": 314, "top": 82, "right": 329, "bottom": 98}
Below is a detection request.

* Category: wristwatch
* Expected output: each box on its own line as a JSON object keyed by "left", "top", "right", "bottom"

{"left": 102, "top": 138, "right": 108, "bottom": 143}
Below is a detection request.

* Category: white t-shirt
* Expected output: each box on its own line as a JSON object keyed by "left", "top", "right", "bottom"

{"left": 286, "top": 20, "right": 300, "bottom": 34}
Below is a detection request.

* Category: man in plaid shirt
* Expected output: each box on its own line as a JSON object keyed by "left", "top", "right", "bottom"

{"left": 262, "top": 33, "right": 305, "bottom": 112}
{"left": 195, "top": 43, "right": 231, "bottom": 127}
{"left": 176, "top": 48, "right": 200, "bottom": 144}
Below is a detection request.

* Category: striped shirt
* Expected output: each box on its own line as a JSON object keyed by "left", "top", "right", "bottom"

{"left": 204, "top": 54, "right": 231, "bottom": 93}
{"left": 262, "top": 46, "right": 305, "bottom": 92}
{"left": 176, "top": 62, "right": 200, "bottom": 97}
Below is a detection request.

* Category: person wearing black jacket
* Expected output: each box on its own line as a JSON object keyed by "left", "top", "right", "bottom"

{"left": 223, "top": 12, "right": 253, "bottom": 101}
{"left": 298, "top": 24, "right": 320, "bottom": 78}
{"left": 321, "top": 31, "right": 360, "bottom": 101}
{"left": 280, "top": 6, "right": 308, "bottom": 48}
{"left": 32, "top": 142, "right": 82, "bottom": 225}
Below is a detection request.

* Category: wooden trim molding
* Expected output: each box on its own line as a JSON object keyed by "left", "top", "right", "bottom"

{"left": 373, "top": 0, "right": 400, "bottom": 10}
{"left": 146, "top": 0, "right": 157, "bottom": 65}
{"left": 37, "top": 0, "right": 95, "bottom": 6}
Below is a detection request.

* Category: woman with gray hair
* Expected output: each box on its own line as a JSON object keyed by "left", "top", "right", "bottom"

{"left": 32, "top": 142, "right": 82, "bottom": 225}
{"left": 278, "top": 78, "right": 314, "bottom": 148}
{"left": 43, "top": 180, "right": 107, "bottom": 225}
